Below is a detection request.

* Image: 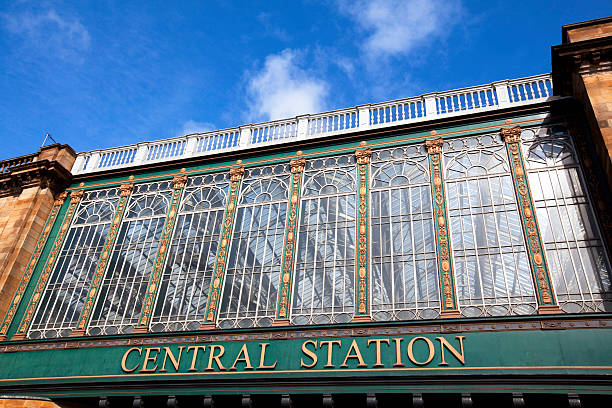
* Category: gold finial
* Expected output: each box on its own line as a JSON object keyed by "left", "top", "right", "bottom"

{"left": 180, "top": 167, "right": 186, "bottom": 173}
{"left": 290, "top": 157, "right": 306, "bottom": 173}
{"left": 501, "top": 126, "right": 522, "bottom": 143}
{"left": 425, "top": 138, "right": 444, "bottom": 154}
{"left": 70, "top": 190, "right": 85, "bottom": 203}
{"left": 359, "top": 141, "right": 367, "bottom": 146}
{"left": 230, "top": 166, "right": 245, "bottom": 181}
{"left": 236, "top": 159, "right": 242, "bottom": 165}
{"left": 120, "top": 183, "right": 134, "bottom": 197}
{"left": 355, "top": 148, "right": 372, "bottom": 164}
{"left": 296, "top": 150, "right": 303, "bottom": 156}
{"left": 430, "top": 130, "right": 437, "bottom": 136}
{"left": 172, "top": 175, "right": 188, "bottom": 189}
{"left": 128, "top": 175, "right": 134, "bottom": 180}
{"left": 54, "top": 191, "right": 69, "bottom": 206}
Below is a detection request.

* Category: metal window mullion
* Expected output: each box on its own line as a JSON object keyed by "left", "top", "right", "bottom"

{"left": 552, "top": 167, "right": 594, "bottom": 301}
{"left": 52, "top": 224, "right": 92, "bottom": 330}
{"left": 490, "top": 175, "right": 514, "bottom": 306}
{"left": 43, "top": 225, "right": 85, "bottom": 333}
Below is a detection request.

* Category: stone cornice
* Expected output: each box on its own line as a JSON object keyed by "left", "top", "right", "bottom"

{"left": 0, "top": 159, "right": 73, "bottom": 199}
{"left": 552, "top": 36, "right": 612, "bottom": 96}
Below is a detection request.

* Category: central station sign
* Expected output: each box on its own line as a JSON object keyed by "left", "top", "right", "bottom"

{"left": 120, "top": 335, "right": 466, "bottom": 373}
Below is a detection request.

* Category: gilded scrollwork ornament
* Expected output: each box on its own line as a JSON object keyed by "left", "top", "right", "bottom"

{"left": 426, "top": 138, "right": 460, "bottom": 318}
{"left": 501, "top": 126, "right": 560, "bottom": 313}
{"left": 354, "top": 148, "right": 371, "bottom": 320}
{"left": 201, "top": 167, "right": 244, "bottom": 329}
{"left": 274, "top": 158, "right": 305, "bottom": 324}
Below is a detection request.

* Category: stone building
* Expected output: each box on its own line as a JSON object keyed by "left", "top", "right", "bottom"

{"left": 0, "top": 16, "right": 611, "bottom": 408}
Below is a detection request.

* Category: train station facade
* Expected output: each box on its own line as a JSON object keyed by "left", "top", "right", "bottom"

{"left": 0, "top": 17, "right": 611, "bottom": 407}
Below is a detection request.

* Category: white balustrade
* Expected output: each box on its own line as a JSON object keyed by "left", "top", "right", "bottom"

{"left": 251, "top": 120, "right": 298, "bottom": 145}
{"left": 506, "top": 75, "right": 553, "bottom": 103}
{"left": 307, "top": 109, "right": 359, "bottom": 136}
{"left": 195, "top": 130, "right": 240, "bottom": 153}
{"left": 72, "top": 74, "right": 557, "bottom": 175}
{"left": 369, "top": 97, "right": 425, "bottom": 126}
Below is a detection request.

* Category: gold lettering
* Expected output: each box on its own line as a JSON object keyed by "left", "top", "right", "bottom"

{"left": 340, "top": 339, "right": 367, "bottom": 368}
{"left": 436, "top": 336, "right": 465, "bottom": 366}
{"left": 257, "top": 343, "right": 277, "bottom": 369}
{"left": 367, "top": 338, "right": 390, "bottom": 367}
{"left": 230, "top": 344, "right": 253, "bottom": 370}
{"left": 140, "top": 347, "right": 160, "bottom": 372}
{"left": 159, "top": 346, "right": 184, "bottom": 372}
{"left": 121, "top": 347, "right": 142, "bottom": 373}
{"left": 301, "top": 340, "right": 318, "bottom": 368}
{"left": 319, "top": 340, "right": 342, "bottom": 368}
{"left": 186, "top": 345, "right": 206, "bottom": 372}
{"left": 392, "top": 338, "right": 404, "bottom": 366}
{"left": 407, "top": 337, "right": 435, "bottom": 366}
{"left": 207, "top": 345, "right": 226, "bottom": 371}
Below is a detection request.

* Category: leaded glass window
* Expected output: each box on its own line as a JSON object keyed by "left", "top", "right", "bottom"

{"left": 521, "top": 125, "right": 612, "bottom": 313}
{"left": 28, "top": 188, "right": 120, "bottom": 339}
{"left": 291, "top": 154, "right": 357, "bottom": 325}
{"left": 150, "top": 173, "right": 230, "bottom": 332}
{"left": 88, "top": 180, "right": 173, "bottom": 335}
{"left": 217, "top": 164, "right": 290, "bottom": 329}
{"left": 444, "top": 134, "right": 537, "bottom": 316}
{"left": 370, "top": 145, "right": 440, "bottom": 321}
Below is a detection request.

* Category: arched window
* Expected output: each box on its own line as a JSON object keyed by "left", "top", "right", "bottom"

{"left": 443, "top": 134, "right": 537, "bottom": 317}
{"left": 150, "top": 173, "right": 230, "bottom": 332}
{"left": 29, "top": 188, "right": 120, "bottom": 339}
{"left": 217, "top": 164, "right": 291, "bottom": 328}
{"left": 291, "top": 154, "right": 357, "bottom": 325}
{"left": 88, "top": 180, "right": 173, "bottom": 335}
{"left": 521, "top": 125, "right": 612, "bottom": 313}
{"left": 370, "top": 145, "right": 440, "bottom": 321}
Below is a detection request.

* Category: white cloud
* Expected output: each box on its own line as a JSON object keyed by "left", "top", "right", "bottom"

{"left": 2, "top": 9, "right": 90, "bottom": 60}
{"left": 180, "top": 120, "right": 216, "bottom": 135}
{"left": 246, "top": 49, "right": 328, "bottom": 121}
{"left": 340, "top": 0, "right": 461, "bottom": 59}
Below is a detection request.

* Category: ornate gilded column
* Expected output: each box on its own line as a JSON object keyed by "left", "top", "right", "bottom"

{"left": 353, "top": 147, "right": 372, "bottom": 322}
{"left": 11, "top": 189, "right": 85, "bottom": 340}
{"left": 134, "top": 175, "right": 188, "bottom": 333}
{"left": 501, "top": 126, "right": 561, "bottom": 314}
{"left": 201, "top": 166, "right": 244, "bottom": 329}
{"left": 273, "top": 156, "right": 305, "bottom": 325}
{"left": 0, "top": 191, "right": 68, "bottom": 341}
{"left": 426, "top": 138, "right": 461, "bottom": 318}
{"left": 70, "top": 183, "right": 134, "bottom": 336}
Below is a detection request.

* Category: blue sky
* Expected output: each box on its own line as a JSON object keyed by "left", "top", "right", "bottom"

{"left": 1, "top": 1, "right": 611, "bottom": 159}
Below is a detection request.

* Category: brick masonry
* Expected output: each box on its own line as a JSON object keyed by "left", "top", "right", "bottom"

{"left": 0, "top": 145, "right": 75, "bottom": 326}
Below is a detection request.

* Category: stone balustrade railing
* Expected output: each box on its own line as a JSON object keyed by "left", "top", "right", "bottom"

{"left": 0, "top": 153, "right": 38, "bottom": 174}
{"left": 72, "top": 73, "right": 555, "bottom": 175}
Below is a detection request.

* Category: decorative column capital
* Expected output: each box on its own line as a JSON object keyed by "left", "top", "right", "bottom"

{"left": 230, "top": 166, "right": 245, "bottom": 181}
{"left": 290, "top": 157, "right": 306, "bottom": 173}
{"left": 70, "top": 189, "right": 85, "bottom": 203}
{"left": 355, "top": 148, "right": 372, "bottom": 164}
{"left": 53, "top": 191, "right": 69, "bottom": 206}
{"left": 425, "top": 138, "right": 444, "bottom": 154}
{"left": 120, "top": 183, "right": 134, "bottom": 196}
{"left": 172, "top": 175, "right": 188, "bottom": 189}
{"left": 501, "top": 126, "right": 522, "bottom": 143}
